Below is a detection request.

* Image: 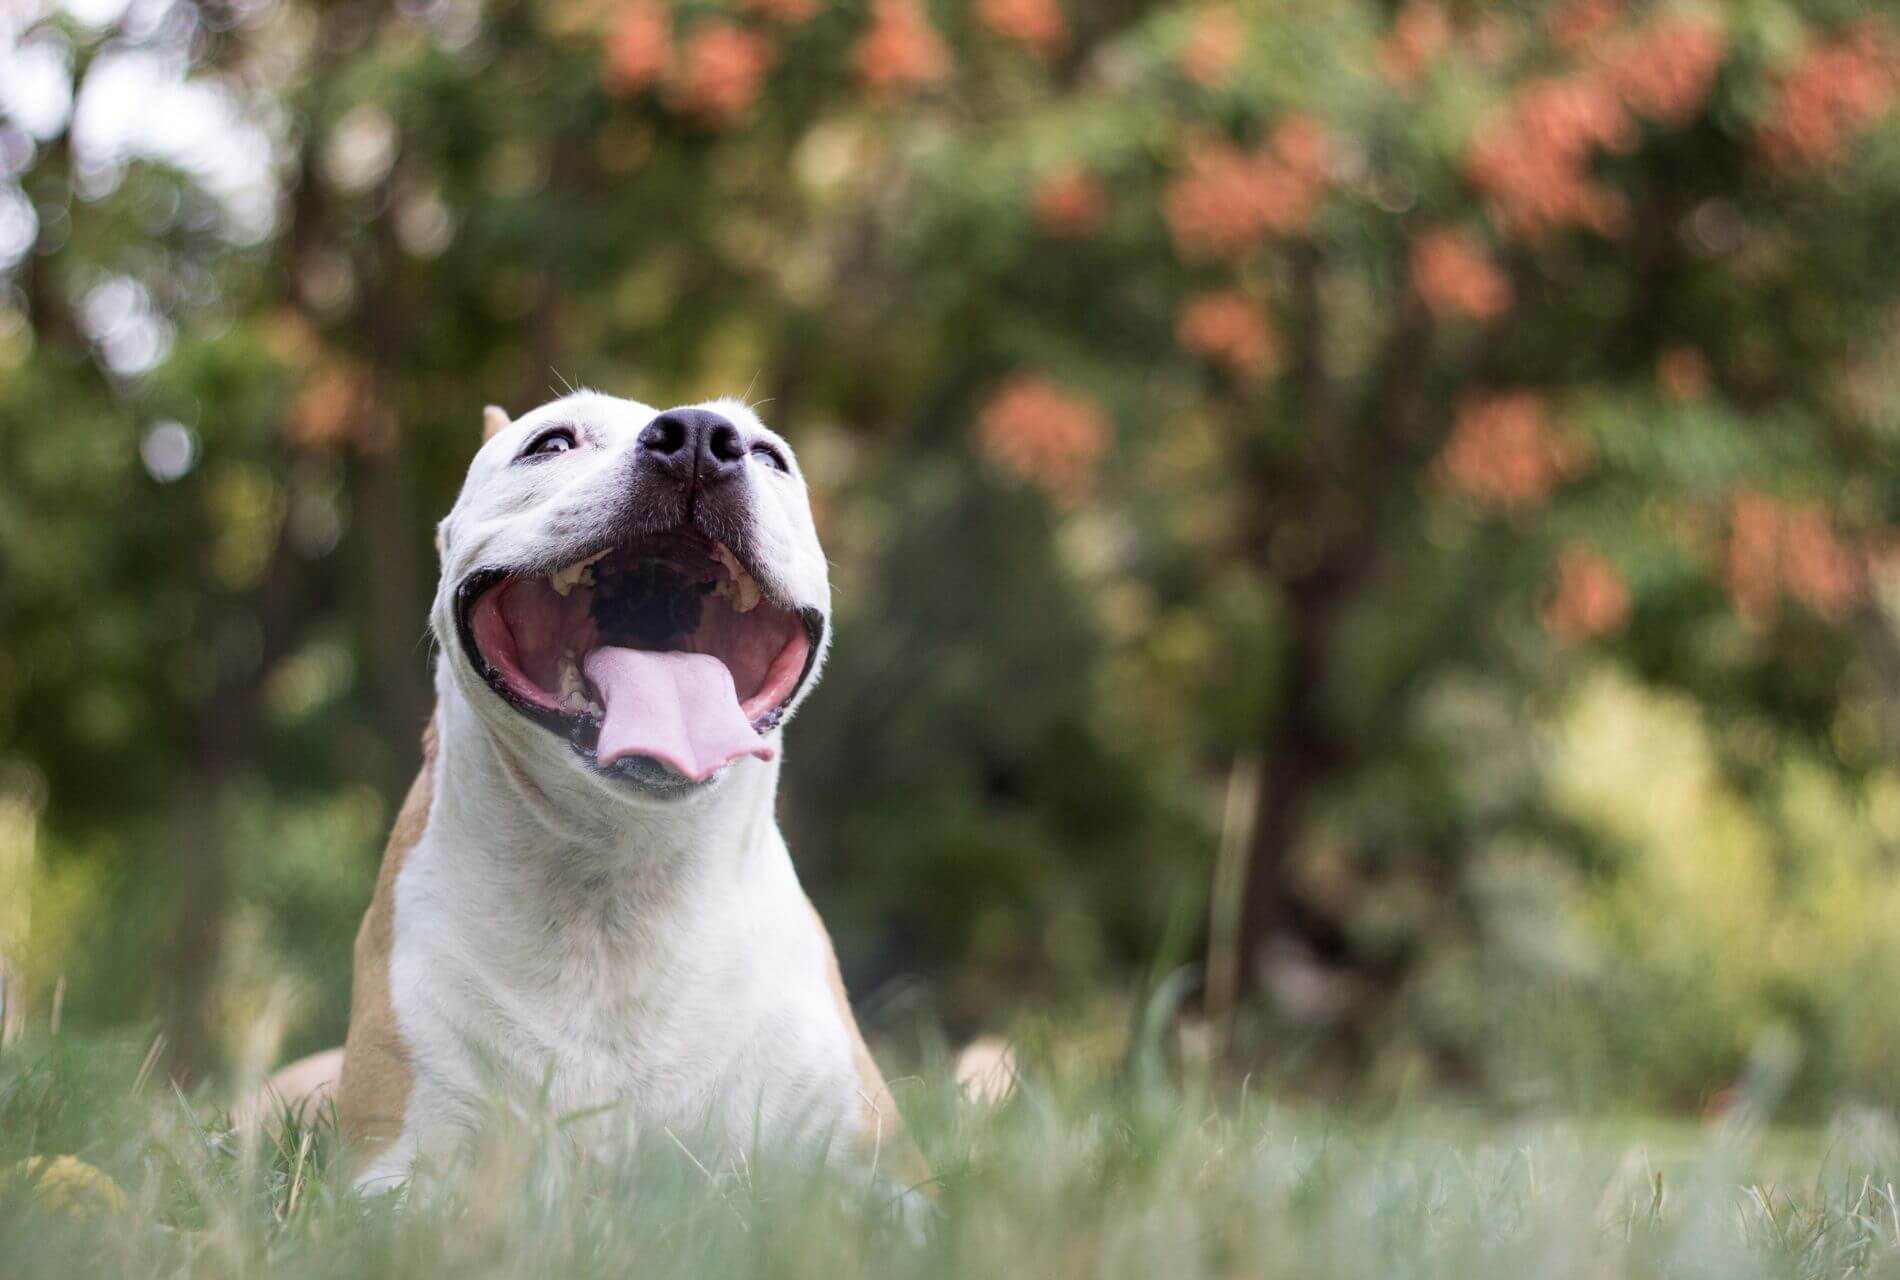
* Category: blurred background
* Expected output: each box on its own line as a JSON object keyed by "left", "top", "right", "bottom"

{"left": 3, "top": 0, "right": 1900, "bottom": 1117}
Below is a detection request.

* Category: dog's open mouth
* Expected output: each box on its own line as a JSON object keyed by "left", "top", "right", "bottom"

{"left": 455, "top": 529, "right": 817, "bottom": 782}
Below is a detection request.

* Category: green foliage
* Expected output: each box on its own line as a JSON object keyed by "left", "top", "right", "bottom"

{"left": 4, "top": 0, "right": 1900, "bottom": 1112}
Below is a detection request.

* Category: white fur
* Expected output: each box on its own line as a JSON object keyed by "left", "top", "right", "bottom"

{"left": 361, "top": 393, "right": 864, "bottom": 1188}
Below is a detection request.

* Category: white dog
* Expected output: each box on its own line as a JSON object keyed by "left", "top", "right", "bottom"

{"left": 265, "top": 393, "right": 924, "bottom": 1196}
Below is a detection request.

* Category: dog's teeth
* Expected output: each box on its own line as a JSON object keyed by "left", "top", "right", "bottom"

{"left": 557, "top": 652, "right": 586, "bottom": 710}
{"left": 583, "top": 699, "right": 604, "bottom": 718}
{"left": 549, "top": 550, "right": 608, "bottom": 597}
{"left": 710, "top": 543, "right": 763, "bottom": 612}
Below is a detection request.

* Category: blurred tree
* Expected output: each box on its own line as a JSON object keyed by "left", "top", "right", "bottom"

{"left": 3, "top": 0, "right": 1900, "bottom": 1098}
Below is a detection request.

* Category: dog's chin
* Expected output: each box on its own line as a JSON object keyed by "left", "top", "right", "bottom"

{"left": 446, "top": 651, "right": 732, "bottom": 801}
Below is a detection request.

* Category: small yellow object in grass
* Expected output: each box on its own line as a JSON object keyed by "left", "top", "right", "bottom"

{"left": 7, "top": 1154, "right": 129, "bottom": 1219}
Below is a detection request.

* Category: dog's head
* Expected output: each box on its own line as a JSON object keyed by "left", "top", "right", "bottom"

{"left": 432, "top": 392, "right": 830, "bottom": 797}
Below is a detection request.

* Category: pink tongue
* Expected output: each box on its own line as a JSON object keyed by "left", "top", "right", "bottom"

{"left": 583, "top": 647, "right": 775, "bottom": 782}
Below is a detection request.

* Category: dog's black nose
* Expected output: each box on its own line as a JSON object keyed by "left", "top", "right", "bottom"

{"left": 638, "top": 408, "right": 746, "bottom": 484}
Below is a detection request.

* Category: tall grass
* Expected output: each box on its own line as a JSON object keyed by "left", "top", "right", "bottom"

{"left": 5, "top": 1026, "right": 1900, "bottom": 1279}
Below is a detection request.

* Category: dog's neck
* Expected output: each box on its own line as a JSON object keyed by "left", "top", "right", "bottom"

{"left": 424, "top": 681, "right": 786, "bottom": 959}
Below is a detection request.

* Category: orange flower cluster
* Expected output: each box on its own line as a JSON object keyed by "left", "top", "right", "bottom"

{"left": 1465, "top": 75, "right": 1634, "bottom": 239}
{"left": 1724, "top": 491, "right": 1864, "bottom": 627}
{"left": 1180, "top": 4, "right": 1243, "bottom": 87}
{"left": 1163, "top": 118, "right": 1331, "bottom": 261}
{"left": 667, "top": 23, "right": 776, "bottom": 126}
{"left": 603, "top": 0, "right": 670, "bottom": 94}
{"left": 1435, "top": 391, "right": 1586, "bottom": 513}
{"left": 1657, "top": 346, "right": 1709, "bottom": 401}
{"left": 1542, "top": 543, "right": 1631, "bottom": 642}
{"left": 1465, "top": 14, "right": 1520, "bottom": 69}
{"left": 1378, "top": 1, "right": 1449, "bottom": 87}
{"left": 1756, "top": 21, "right": 1898, "bottom": 170}
{"left": 855, "top": 0, "right": 950, "bottom": 99}
{"left": 1465, "top": 14, "right": 1725, "bottom": 239}
{"left": 1032, "top": 168, "right": 1108, "bottom": 238}
{"left": 974, "top": 375, "right": 1110, "bottom": 507}
{"left": 1409, "top": 227, "right": 1511, "bottom": 321}
{"left": 739, "top": 0, "right": 822, "bottom": 23}
{"left": 1269, "top": 114, "right": 1331, "bottom": 184}
{"left": 976, "top": 0, "right": 1065, "bottom": 60}
{"left": 1547, "top": 0, "right": 1621, "bottom": 52}
{"left": 1595, "top": 16, "right": 1726, "bottom": 127}
{"left": 599, "top": 2, "right": 782, "bottom": 126}
{"left": 1177, "top": 290, "right": 1277, "bottom": 382}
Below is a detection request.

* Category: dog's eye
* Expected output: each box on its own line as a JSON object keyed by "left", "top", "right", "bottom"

{"left": 749, "top": 443, "right": 788, "bottom": 472}
{"left": 522, "top": 428, "right": 578, "bottom": 459}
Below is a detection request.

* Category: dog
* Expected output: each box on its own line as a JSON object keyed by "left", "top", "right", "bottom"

{"left": 261, "top": 392, "right": 924, "bottom": 1198}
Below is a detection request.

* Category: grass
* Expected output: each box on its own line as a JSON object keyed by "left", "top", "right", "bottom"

{"left": 7, "top": 1027, "right": 1900, "bottom": 1279}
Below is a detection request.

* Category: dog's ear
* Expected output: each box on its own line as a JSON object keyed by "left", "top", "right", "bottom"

{"left": 482, "top": 405, "right": 511, "bottom": 441}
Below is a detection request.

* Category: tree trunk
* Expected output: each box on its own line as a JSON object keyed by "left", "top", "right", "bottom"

{"left": 1223, "top": 249, "right": 1436, "bottom": 1022}
{"left": 163, "top": 521, "right": 313, "bottom": 1078}
{"left": 163, "top": 747, "right": 229, "bottom": 1081}
{"left": 1232, "top": 599, "right": 1336, "bottom": 1005}
{"left": 355, "top": 203, "right": 431, "bottom": 801}
{"left": 355, "top": 445, "right": 431, "bottom": 800}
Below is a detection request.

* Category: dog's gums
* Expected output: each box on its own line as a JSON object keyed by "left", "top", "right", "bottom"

{"left": 459, "top": 529, "right": 815, "bottom": 782}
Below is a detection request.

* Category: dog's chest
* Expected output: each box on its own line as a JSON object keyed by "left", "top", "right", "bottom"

{"left": 482, "top": 924, "right": 788, "bottom": 1116}
{"left": 388, "top": 836, "right": 856, "bottom": 1152}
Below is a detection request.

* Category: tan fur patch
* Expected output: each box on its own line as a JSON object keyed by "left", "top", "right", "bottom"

{"left": 804, "top": 896, "right": 931, "bottom": 1191}
{"left": 335, "top": 718, "right": 437, "bottom": 1167}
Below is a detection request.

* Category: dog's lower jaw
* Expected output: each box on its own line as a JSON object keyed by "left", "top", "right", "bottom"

{"left": 438, "top": 622, "right": 779, "bottom": 809}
